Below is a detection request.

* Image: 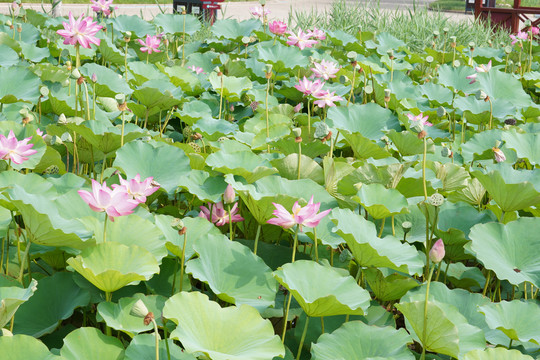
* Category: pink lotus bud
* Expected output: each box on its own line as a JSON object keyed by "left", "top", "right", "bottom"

{"left": 223, "top": 184, "right": 235, "bottom": 204}
{"left": 91, "top": 73, "right": 97, "bottom": 83}
{"left": 492, "top": 147, "right": 506, "bottom": 163}
{"left": 429, "top": 239, "right": 445, "bottom": 264}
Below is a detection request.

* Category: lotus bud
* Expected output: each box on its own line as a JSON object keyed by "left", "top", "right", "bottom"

{"left": 401, "top": 221, "right": 412, "bottom": 234}
{"left": 417, "top": 130, "right": 427, "bottom": 139}
{"left": 58, "top": 113, "right": 67, "bottom": 125}
{"left": 223, "top": 184, "right": 236, "bottom": 205}
{"left": 293, "top": 103, "right": 303, "bottom": 113}
{"left": 429, "top": 193, "right": 444, "bottom": 207}
{"left": 429, "top": 239, "right": 445, "bottom": 264}
{"left": 91, "top": 73, "right": 97, "bottom": 83}
{"left": 130, "top": 299, "right": 150, "bottom": 319}
{"left": 39, "top": 85, "right": 49, "bottom": 97}
{"left": 492, "top": 147, "right": 506, "bottom": 163}
{"left": 50, "top": 135, "right": 62, "bottom": 145}
{"left": 437, "top": 106, "right": 446, "bottom": 118}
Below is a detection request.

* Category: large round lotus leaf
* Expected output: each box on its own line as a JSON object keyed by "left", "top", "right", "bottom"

{"left": 472, "top": 164, "right": 540, "bottom": 212}
{"left": 79, "top": 214, "right": 167, "bottom": 262}
{"left": 479, "top": 300, "right": 540, "bottom": 344}
{"left": 453, "top": 95, "right": 516, "bottom": 126}
{"left": 208, "top": 73, "right": 253, "bottom": 102}
{"left": 396, "top": 300, "right": 460, "bottom": 358}
{"left": 0, "top": 335, "right": 56, "bottom": 360}
{"left": 331, "top": 208, "right": 423, "bottom": 275}
{"left": 110, "top": 15, "right": 154, "bottom": 38}
{"left": 367, "top": 32, "right": 406, "bottom": 55}
{"left": 66, "top": 242, "right": 159, "bottom": 293}
{"left": 502, "top": 129, "right": 540, "bottom": 165}
{"left": 13, "top": 272, "right": 90, "bottom": 338}
{"left": 0, "top": 122, "right": 46, "bottom": 170}
{"left": 0, "top": 66, "right": 41, "bottom": 104}
{"left": 461, "top": 129, "right": 509, "bottom": 163}
{"left": 177, "top": 169, "right": 228, "bottom": 203}
{"left": 97, "top": 293, "right": 166, "bottom": 337}
{"left": 132, "top": 79, "right": 183, "bottom": 110}
{"left": 327, "top": 103, "right": 399, "bottom": 140}
{"left": 272, "top": 153, "right": 325, "bottom": 184}
{"left": 341, "top": 132, "right": 392, "bottom": 160}
{"left": 193, "top": 117, "right": 239, "bottom": 141}
{"left": 127, "top": 61, "right": 169, "bottom": 86}
{"left": 273, "top": 260, "right": 371, "bottom": 317}
{"left": 463, "top": 348, "right": 534, "bottom": 360}
{"left": 311, "top": 321, "right": 414, "bottom": 360}
{"left": 0, "top": 44, "right": 19, "bottom": 66}
{"left": 429, "top": 162, "right": 471, "bottom": 193}
{"left": 79, "top": 63, "right": 133, "bottom": 97}
{"left": 153, "top": 13, "right": 201, "bottom": 35}
{"left": 476, "top": 69, "right": 532, "bottom": 107}
{"left": 113, "top": 140, "right": 191, "bottom": 194}
{"left": 206, "top": 150, "right": 277, "bottom": 183}
{"left": 186, "top": 234, "right": 278, "bottom": 311}
{"left": 468, "top": 218, "right": 540, "bottom": 288}
{"left": 177, "top": 100, "right": 213, "bottom": 125}
{"left": 353, "top": 183, "right": 409, "bottom": 219}
{"left": 211, "top": 19, "right": 261, "bottom": 41}
{"left": 60, "top": 327, "right": 125, "bottom": 360}
{"left": 97, "top": 36, "right": 132, "bottom": 66}
{"left": 157, "top": 64, "right": 204, "bottom": 96}
{"left": 437, "top": 64, "right": 479, "bottom": 93}
{"left": 125, "top": 334, "right": 197, "bottom": 360}
{"left": 254, "top": 41, "right": 309, "bottom": 73}
{"left": 364, "top": 268, "right": 419, "bottom": 302}
{"left": 0, "top": 276, "right": 37, "bottom": 328}
{"left": 163, "top": 291, "right": 285, "bottom": 360}
{"left": 387, "top": 129, "right": 435, "bottom": 156}
{"left": 304, "top": 209, "right": 344, "bottom": 249}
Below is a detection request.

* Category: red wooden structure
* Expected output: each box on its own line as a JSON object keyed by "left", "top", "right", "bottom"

{"left": 474, "top": 0, "right": 540, "bottom": 33}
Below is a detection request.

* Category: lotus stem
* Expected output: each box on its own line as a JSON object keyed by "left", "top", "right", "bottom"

{"left": 320, "top": 317, "right": 325, "bottom": 333}
{"left": 391, "top": 215, "right": 395, "bottom": 236}
{"left": 171, "top": 257, "right": 178, "bottom": 296}
{"left": 500, "top": 211, "right": 505, "bottom": 223}
{"left": 421, "top": 266, "right": 435, "bottom": 360}
{"left": 146, "top": 52, "right": 149, "bottom": 65}
{"left": 124, "top": 43, "right": 129, "bottom": 82}
{"left": 92, "top": 82, "right": 96, "bottom": 120}
{"left": 179, "top": 230, "right": 187, "bottom": 293}
{"left": 162, "top": 319, "right": 171, "bottom": 360}
{"left": 17, "top": 240, "right": 30, "bottom": 285}
{"left": 152, "top": 318, "right": 159, "bottom": 360}
{"left": 307, "top": 98, "right": 311, "bottom": 140}
{"left": 182, "top": 15, "right": 186, "bottom": 64}
{"left": 378, "top": 218, "right": 385, "bottom": 238}
{"left": 347, "top": 70, "right": 356, "bottom": 106}
{"left": 105, "top": 291, "right": 112, "bottom": 336}
{"left": 529, "top": 35, "right": 533, "bottom": 73}
{"left": 281, "top": 291, "right": 293, "bottom": 343}
{"left": 482, "top": 270, "right": 491, "bottom": 297}
{"left": 73, "top": 131, "right": 79, "bottom": 174}
{"left": 422, "top": 137, "right": 428, "bottom": 201}
{"left": 82, "top": 81, "right": 91, "bottom": 121}
{"left": 313, "top": 227, "right": 319, "bottom": 263}
{"left": 75, "top": 43, "right": 81, "bottom": 68}
{"left": 121, "top": 111, "right": 126, "bottom": 147}
{"left": 296, "top": 316, "right": 310, "bottom": 360}
{"left": 227, "top": 204, "right": 234, "bottom": 241}
{"left": 297, "top": 142, "right": 302, "bottom": 180}
{"left": 254, "top": 224, "right": 261, "bottom": 255}
{"left": 265, "top": 76, "right": 271, "bottom": 153}
{"left": 103, "top": 214, "right": 108, "bottom": 243}
{"left": 143, "top": 108, "right": 149, "bottom": 129}
{"left": 488, "top": 97, "right": 493, "bottom": 130}
{"left": 291, "top": 224, "right": 300, "bottom": 263}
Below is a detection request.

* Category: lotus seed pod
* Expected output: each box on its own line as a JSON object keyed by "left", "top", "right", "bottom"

{"left": 468, "top": 41, "right": 475, "bottom": 50}
{"left": 61, "top": 132, "right": 72, "bottom": 142}
{"left": 504, "top": 118, "right": 517, "bottom": 125}
{"left": 384, "top": 89, "right": 391, "bottom": 98}
{"left": 130, "top": 299, "right": 150, "bottom": 318}
{"left": 182, "top": 126, "right": 193, "bottom": 139}
{"left": 429, "top": 239, "right": 445, "bottom": 264}
{"left": 443, "top": 27, "right": 449, "bottom": 34}
{"left": 191, "top": 132, "right": 202, "bottom": 140}
{"left": 70, "top": 68, "right": 81, "bottom": 79}
{"left": 401, "top": 221, "right": 412, "bottom": 234}
{"left": 39, "top": 85, "right": 49, "bottom": 97}
{"left": 453, "top": 60, "right": 460, "bottom": 67}
{"left": 43, "top": 165, "right": 59, "bottom": 175}
{"left": 314, "top": 122, "right": 330, "bottom": 139}
{"left": 292, "top": 127, "right": 302, "bottom": 138}
{"left": 339, "top": 249, "right": 353, "bottom": 263}
{"left": 430, "top": 193, "right": 445, "bottom": 207}
{"left": 170, "top": 218, "right": 184, "bottom": 230}
{"left": 188, "top": 142, "right": 201, "bottom": 153}
{"left": 450, "top": 36, "right": 456, "bottom": 43}
{"left": 476, "top": 90, "right": 487, "bottom": 101}
{"left": 437, "top": 106, "right": 446, "bottom": 117}
{"left": 242, "top": 36, "right": 250, "bottom": 44}
{"left": 347, "top": 51, "right": 357, "bottom": 59}
{"left": 433, "top": 30, "right": 439, "bottom": 38}
{"left": 425, "top": 56, "right": 434, "bottom": 63}
{"left": 58, "top": 114, "right": 67, "bottom": 125}
{"left": 217, "top": 136, "right": 228, "bottom": 142}
{"left": 441, "top": 146, "right": 451, "bottom": 158}
{"left": 115, "top": 94, "right": 126, "bottom": 105}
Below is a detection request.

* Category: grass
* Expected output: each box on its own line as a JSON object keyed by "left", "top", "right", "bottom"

{"left": 428, "top": 0, "right": 540, "bottom": 11}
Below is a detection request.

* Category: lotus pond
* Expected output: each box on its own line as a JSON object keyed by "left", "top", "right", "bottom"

{"left": 1, "top": 4, "right": 540, "bottom": 360}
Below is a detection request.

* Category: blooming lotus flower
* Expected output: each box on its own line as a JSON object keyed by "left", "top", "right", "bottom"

{"left": 531, "top": 26, "right": 539, "bottom": 35}
{"left": 57, "top": 12, "right": 103, "bottom": 49}
{"left": 308, "top": 27, "right": 326, "bottom": 40}
{"left": 36, "top": 129, "right": 44, "bottom": 138}
{"left": 510, "top": 31, "right": 528, "bottom": 45}
{"left": 267, "top": 196, "right": 331, "bottom": 229}
{"left": 90, "top": 0, "right": 116, "bottom": 16}
{"left": 113, "top": 174, "right": 160, "bottom": 203}
{"left": 0, "top": 130, "right": 37, "bottom": 165}
{"left": 269, "top": 20, "right": 287, "bottom": 36}
{"left": 287, "top": 30, "right": 318, "bottom": 50}
{"left": 311, "top": 60, "right": 340, "bottom": 80}
{"left": 492, "top": 147, "right": 506, "bottom": 163}
{"left": 199, "top": 201, "right": 244, "bottom": 226}
{"left": 188, "top": 65, "right": 204, "bottom": 74}
{"left": 429, "top": 239, "right": 445, "bottom": 263}
{"left": 407, "top": 113, "right": 433, "bottom": 127}
{"left": 249, "top": 6, "right": 270, "bottom": 18}
{"left": 466, "top": 60, "right": 491, "bottom": 84}
{"left": 313, "top": 90, "right": 344, "bottom": 108}
{"left": 78, "top": 179, "right": 139, "bottom": 221}
{"left": 294, "top": 76, "right": 325, "bottom": 96}
{"left": 137, "top": 35, "right": 161, "bottom": 54}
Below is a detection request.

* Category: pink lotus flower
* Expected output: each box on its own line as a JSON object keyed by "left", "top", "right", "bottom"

{"left": 188, "top": 65, "right": 204, "bottom": 74}
{"left": 308, "top": 27, "right": 326, "bottom": 40}
{"left": 311, "top": 60, "right": 340, "bottom": 80}
{"left": 249, "top": 6, "right": 270, "bottom": 18}
{"left": 199, "top": 201, "right": 244, "bottom": 226}
{"left": 90, "top": 0, "right": 116, "bottom": 16}
{"left": 269, "top": 20, "right": 287, "bottom": 36}
{"left": 466, "top": 60, "right": 491, "bottom": 84}
{"left": 0, "top": 130, "right": 37, "bottom": 165}
{"left": 510, "top": 31, "right": 528, "bottom": 45}
{"left": 223, "top": 184, "right": 235, "bottom": 204}
{"left": 36, "top": 129, "right": 44, "bottom": 138}
{"left": 137, "top": 35, "right": 161, "bottom": 54}
{"left": 294, "top": 76, "right": 325, "bottom": 96}
{"left": 492, "top": 147, "right": 506, "bottom": 163}
{"left": 267, "top": 196, "right": 331, "bottom": 229}
{"left": 293, "top": 103, "right": 303, "bottom": 113}
{"left": 57, "top": 12, "right": 103, "bottom": 49}
{"left": 407, "top": 113, "right": 433, "bottom": 127}
{"left": 313, "top": 90, "right": 343, "bottom": 108}
{"left": 78, "top": 179, "right": 139, "bottom": 221}
{"left": 287, "top": 30, "right": 318, "bottom": 50}
{"left": 429, "top": 239, "right": 445, "bottom": 263}
{"left": 112, "top": 174, "right": 160, "bottom": 203}
{"left": 530, "top": 26, "right": 539, "bottom": 35}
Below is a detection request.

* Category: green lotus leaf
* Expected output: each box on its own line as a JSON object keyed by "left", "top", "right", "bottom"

{"left": 373, "top": 71, "right": 422, "bottom": 106}
{"left": 127, "top": 61, "right": 169, "bottom": 86}
{"left": 429, "top": 161, "right": 470, "bottom": 192}
{"left": 13, "top": 272, "right": 90, "bottom": 338}
{"left": 208, "top": 72, "right": 253, "bottom": 102}
{"left": 396, "top": 300, "right": 460, "bottom": 358}
{"left": 304, "top": 209, "right": 344, "bottom": 249}
{"left": 471, "top": 164, "right": 540, "bottom": 212}
{"left": 0, "top": 32, "right": 22, "bottom": 53}
{"left": 45, "top": 85, "right": 77, "bottom": 116}
{"left": 364, "top": 268, "right": 420, "bottom": 302}
{"left": 445, "top": 262, "right": 486, "bottom": 291}
{"left": 132, "top": 79, "right": 183, "bottom": 110}
{"left": 453, "top": 96, "right": 516, "bottom": 125}
{"left": 97, "top": 35, "right": 131, "bottom": 65}
{"left": 0, "top": 276, "right": 37, "bottom": 328}
{"left": 125, "top": 334, "right": 197, "bottom": 360}
{"left": 177, "top": 169, "right": 228, "bottom": 203}
{"left": 502, "top": 129, "right": 540, "bottom": 165}
{"left": 0, "top": 44, "right": 20, "bottom": 66}
{"left": 193, "top": 117, "right": 238, "bottom": 141}
{"left": 157, "top": 64, "right": 204, "bottom": 96}
{"left": 420, "top": 82, "right": 453, "bottom": 106}
{"left": 211, "top": 19, "right": 262, "bottom": 41}
{"left": 331, "top": 208, "right": 424, "bottom": 275}
{"left": 163, "top": 291, "right": 285, "bottom": 360}
{"left": 327, "top": 103, "right": 399, "bottom": 140}
{"left": 153, "top": 13, "right": 201, "bottom": 35}
{"left": 80, "top": 63, "right": 133, "bottom": 97}
{"left": 448, "top": 178, "right": 486, "bottom": 207}
{"left": 206, "top": 150, "right": 277, "bottom": 183}
{"left": 326, "top": 29, "right": 359, "bottom": 47}
{"left": 367, "top": 32, "right": 406, "bottom": 55}
{"left": 479, "top": 300, "right": 540, "bottom": 344}
{"left": 254, "top": 41, "right": 309, "bottom": 73}
{"left": 311, "top": 321, "right": 414, "bottom": 360}
{"left": 463, "top": 348, "right": 534, "bottom": 360}
{"left": 476, "top": 69, "right": 533, "bottom": 108}
{"left": 111, "top": 15, "right": 154, "bottom": 38}
{"left": 273, "top": 260, "right": 370, "bottom": 317}
{"left": 0, "top": 66, "right": 41, "bottom": 104}
{"left": 0, "top": 335, "right": 56, "bottom": 360}
{"left": 21, "top": 42, "right": 51, "bottom": 63}
{"left": 66, "top": 242, "right": 159, "bottom": 293}
{"left": 113, "top": 140, "right": 191, "bottom": 194}
{"left": 0, "top": 122, "right": 46, "bottom": 170}
{"left": 176, "top": 100, "right": 213, "bottom": 125}
{"left": 186, "top": 234, "right": 278, "bottom": 311}
{"left": 97, "top": 293, "right": 166, "bottom": 337}
{"left": 387, "top": 129, "right": 435, "bottom": 156}
{"left": 341, "top": 132, "right": 392, "bottom": 160}
{"left": 353, "top": 183, "right": 409, "bottom": 219}
{"left": 60, "top": 327, "right": 125, "bottom": 360}
{"left": 468, "top": 217, "right": 540, "bottom": 288}
{"left": 437, "top": 64, "right": 479, "bottom": 93}
{"left": 272, "top": 153, "right": 325, "bottom": 184}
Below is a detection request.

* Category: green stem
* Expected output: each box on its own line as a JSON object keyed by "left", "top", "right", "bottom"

{"left": 291, "top": 225, "right": 300, "bottom": 263}
{"left": 296, "top": 316, "right": 310, "bottom": 360}
{"left": 391, "top": 215, "right": 395, "bottom": 236}
{"left": 421, "top": 266, "right": 435, "bottom": 360}
{"left": 121, "top": 111, "right": 125, "bottom": 146}
{"left": 163, "top": 319, "right": 171, "bottom": 360}
{"left": 320, "top": 317, "right": 325, "bottom": 334}
{"left": 171, "top": 256, "right": 179, "bottom": 296}
{"left": 143, "top": 109, "right": 149, "bottom": 129}
{"left": 281, "top": 292, "right": 293, "bottom": 343}
{"left": 124, "top": 43, "right": 129, "bottom": 82}
{"left": 75, "top": 43, "right": 81, "bottom": 68}
{"left": 82, "top": 81, "right": 91, "bottom": 121}
{"left": 227, "top": 204, "right": 234, "bottom": 241}
{"left": 92, "top": 83, "right": 96, "bottom": 120}
{"left": 218, "top": 75, "right": 224, "bottom": 120}
{"left": 103, "top": 214, "right": 108, "bottom": 243}
{"left": 179, "top": 231, "right": 187, "bottom": 293}
{"left": 105, "top": 291, "right": 112, "bottom": 336}
{"left": 422, "top": 137, "right": 428, "bottom": 201}
{"left": 265, "top": 76, "right": 271, "bottom": 153}
{"left": 152, "top": 319, "right": 159, "bottom": 360}
{"left": 17, "top": 239, "right": 31, "bottom": 285}
{"left": 313, "top": 227, "right": 319, "bottom": 263}
{"left": 378, "top": 218, "right": 386, "bottom": 238}
{"left": 307, "top": 98, "right": 311, "bottom": 140}
{"left": 253, "top": 224, "right": 261, "bottom": 255}
{"left": 297, "top": 141, "right": 302, "bottom": 180}
{"left": 482, "top": 270, "right": 491, "bottom": 297}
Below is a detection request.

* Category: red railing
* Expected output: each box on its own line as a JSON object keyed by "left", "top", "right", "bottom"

{"left": 474, "top": 0, "right": 540, "bottom": 33}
